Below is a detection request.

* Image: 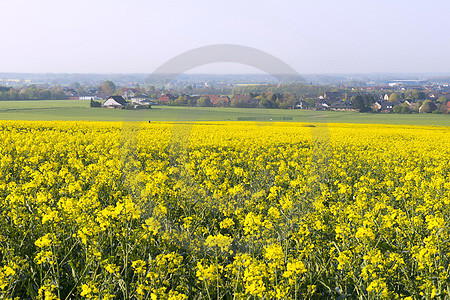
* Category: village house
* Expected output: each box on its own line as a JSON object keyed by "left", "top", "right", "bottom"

{"left": 372, "top": 101, "right": 382, "bottom": 112}
{"left": 293, "top": 100, "right": 309, "bottom": 109}
{"left": 314, "top": 101, "right": 330, "bottom": 110}
{"left": 121, "top": 88, "right": 140, "bottom": 99}
{"left": 324, "top": 91, "right": 346, "bottom": 101}
{"left": 403, "top": 99, "right": 413, "bottom": 106}
{"left": 329, "top": 100, "right": 354, "bottom": 110}
{"left": 418, "top": 101, "right": 438, "bottom": 113}
{"left": 63, "top": 88, "right": 78, "bottom": 99}
{"left": 103, "top": 96, "right": 128, "bottom": 108}
{"left": 78, "top": 88, "right": 104, "bottom": 100}
{"left": 79, "top": 95, "right": 103, "bottom": 100}
{"left": 131, "top": 94, "right": 153, "bottom": 105}
{"left": 372, "top": 101, "right": 400, "bottom": 112}
{"left": 158, "top": 93, "right": 176, "bottom": 103}
{"left": 206, "top": 95, "right": 230, "bottom": 107}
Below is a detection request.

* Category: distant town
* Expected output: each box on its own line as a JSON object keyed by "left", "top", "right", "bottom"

{"left": 0, "top": 73, "right": 449, "bottom": 114}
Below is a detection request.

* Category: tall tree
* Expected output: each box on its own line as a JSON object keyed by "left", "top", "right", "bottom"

{"left": 389, "top": 93, "right": 400, "bottom": 102}
{"left": 174, "top": 95, "right": 187, "bottom": 106}
{"left": 71, "top": 82, "right": 81, "bottom": 89}
{"left": 100, "top": 81, "right": 116, "bottom": 95}
{"left": 197, "top": 96, "right": 212, "bottom": 107}
{"left": 437, "top": 96, "right": 448, "bottom": 103}
{"left": 419, "top": 100, "right": 437, "bottom": 113}
{"left": 352, "top": 95, "right": 370, "bottom": 112}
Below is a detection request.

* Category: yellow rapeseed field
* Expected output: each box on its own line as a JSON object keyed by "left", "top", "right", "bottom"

{"left": 0, "top": 121, "right": 449, "bottom": 299}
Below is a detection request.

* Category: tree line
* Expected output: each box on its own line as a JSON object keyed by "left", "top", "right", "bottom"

{"left": 0, "top": 86, "right": 66, "bottom": 100}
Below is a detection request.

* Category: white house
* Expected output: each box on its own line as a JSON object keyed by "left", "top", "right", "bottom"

{"left": 80, "top": 96, "right": 103, "bottom": 100}
{"left": 131, "top": 95, "right": 152, "bottom": 105}
{"left": 103, "top": 96, "right": 128, "bottom": 108}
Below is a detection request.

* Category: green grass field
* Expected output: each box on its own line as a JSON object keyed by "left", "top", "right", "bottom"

{"left": 0, "top": 100, "right": 449, "bottom": 126}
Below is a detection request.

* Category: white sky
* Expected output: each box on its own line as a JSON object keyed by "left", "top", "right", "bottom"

{"left": 0, "top": 0, "right": 449, "bottom": 74}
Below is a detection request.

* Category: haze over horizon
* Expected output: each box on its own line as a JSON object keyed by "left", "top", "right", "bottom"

{"left": 0, "top": 0, "right": 449, "bottom": 74}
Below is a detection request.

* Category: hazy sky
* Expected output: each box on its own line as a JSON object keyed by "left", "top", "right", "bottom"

{"left": 0, "top": 0, "right": 449, "bottom": 74}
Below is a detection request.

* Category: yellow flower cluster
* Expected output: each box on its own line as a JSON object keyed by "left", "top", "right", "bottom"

{"left": 0, "top": 120, "right": 448, "bottom": 299}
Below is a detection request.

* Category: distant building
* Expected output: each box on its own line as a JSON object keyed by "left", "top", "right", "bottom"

{"left": 79, "top": 95, "right": 103, "bottom": 100}
{"left": 103, "top": 96, "right": 127, "bottom": 108}
{"left": 293, "top": 100, "right": 309, "bottom": 109}
{"left": 158, "top": 93, "right": 176, "bottom": 103}
{"left": 388, "top": 80, "right": 427, "bottom": 86}
{"left": 382, "top": 101, "right": 394, "bottom": 112}
{"left": 131, "top": 94, "right": 152, "bottom": 105}
{"left": 314, "top": 101, "right": 330, "bottom": 110}
{"left": 419, "top": 101, "right": 437, "bottom": 113}
{"left": 207, "top": 95, "right": 230, "bottom": 107}
{"left": 373, "top": 101, "right": 399, "bottom": 112}
{"left": 403, "top": 99, "right": 416, "bottom": 106}
{"left": 63, "top": 88, "right": 78, "bottom": 98}
{"left": 324, "top": 91, "right": 345, "bottom": 100}
{"left": 122, "top": 88, "right": 140, "bottom": 99}
{"left": 329, "top": 101, "right": 354, "bottom": 110}
{"left": 372, "top": 101, "right": 382, "bottom": 111}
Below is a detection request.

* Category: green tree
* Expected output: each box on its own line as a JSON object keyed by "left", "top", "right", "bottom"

{"left": 389, "top": 93, "right": 400, "bottom": 102}
{"left": 401, "top": 105, "right": 412, "bottom": 114}
{"left": 90, "top": 99, "right": 101, "bottom": 108}
{"left": 216, "top": 98, "right": 229, "bottom": 107}
{"left": 100, "top": 81, "right": 116, "bottom": 95}
{"left": 351, "top": 95, "right": 372, "bottom": 112}
{"left": 410, "top": 89, "right": 419, "bottom": 99}
{"left": 436, "top": 101, "right": 449, "bottom": 114}
{"left": 258, "top": 98, "right": 273, "bottom": 108}
{"left": 281, "top": 93, "right": 297, "bottom": 109}
{"left": 437, "top": 96, "right": 448, "bottom": 103}
{"left": 71, "top": 82, "right": 81, "bottom": 89}
{"left": 51, "top": 87, "right": 65, "bottom": 100}
{"left": 197, "top": 96, "right": 212, "bottom": 107}
{"left": 419, "top": 100, "right": 437, "bottom": 113}
{"left": 146, "top": 86, "right": 156, "bottom": 94}
{"left": 352, "top": 95, "right": 364, "bottom": 111}
{"left": 76, "top": 86, "right": 87, "bottom": 96}
{"left": 231, "top": 98, "right": 246, "bottom": 108}
{"left": 174, "top": 95, "right": 186, "bottom": 106}
{"left": 393, "top": 104, "right": 412, "bottom": 114}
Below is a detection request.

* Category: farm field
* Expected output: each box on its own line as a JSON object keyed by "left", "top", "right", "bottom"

{"left": 0, "top": 100, "right": 449, "bottom": 126}
{"left": 0, "top": 120, "right": 449, "bottom": 299}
